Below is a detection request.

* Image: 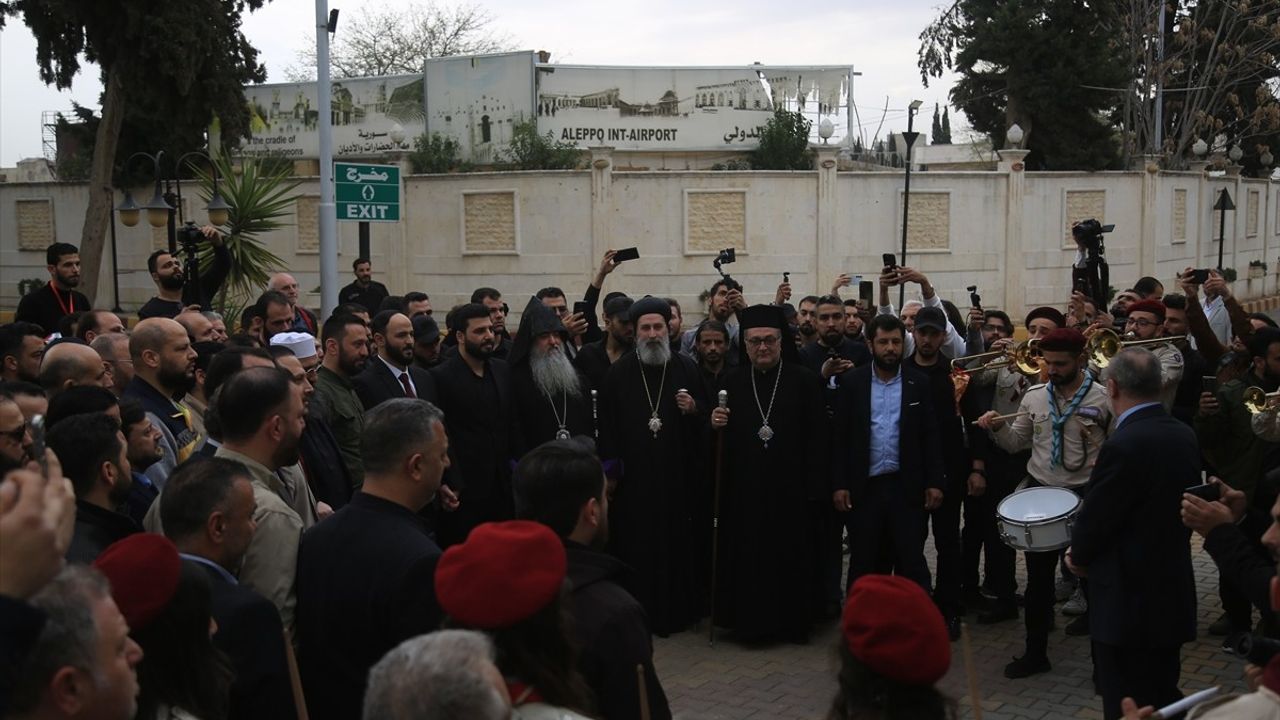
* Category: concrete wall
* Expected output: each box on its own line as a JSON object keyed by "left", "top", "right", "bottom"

{"left": 1, "top": 148, "right": 1276, "bottom": 326}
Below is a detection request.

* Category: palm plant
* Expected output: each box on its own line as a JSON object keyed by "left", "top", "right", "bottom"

{"left": 194, "top": 153, "right": 303, "bottom": 325}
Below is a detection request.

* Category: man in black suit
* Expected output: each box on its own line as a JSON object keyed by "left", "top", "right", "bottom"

{"left": 353, "top": 310, "right": 439, "bottom": 410}
{"left": 832, "top": 313, "right": 944, "bottom": 593}
{"left": 160, "top": 456, "right": 296, "bottom": 720}
{"left": 296, "top": 399, "right": 449, "bottom": 720}
{"left": 1067, "top": 347, "right": 1198, "bottom": 718}
{"left": 430, "top": 303, "right": 514, "bottom": 546}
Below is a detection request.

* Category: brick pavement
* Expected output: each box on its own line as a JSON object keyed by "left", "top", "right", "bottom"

{"left": 652, "top": 535, "right": 1252, "bottom": 719}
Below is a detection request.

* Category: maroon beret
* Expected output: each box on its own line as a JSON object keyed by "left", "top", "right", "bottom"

{"left": 1037, "top": 327, "right": 1087, "bottom": 354}
{"left": 435, "top": 521, "right": 567, "bottom": 629}
{"left": 93, "top": 534, "right": 181, "bottom": 631}
{"left": 1024, "top": 306, "right": 1066, "bottom": 329}
{"left": 842, "top": 575, "right": 950, "bottom": 686}
{"left": 1127, "top": 299, "right": 1166, "bottom": 322}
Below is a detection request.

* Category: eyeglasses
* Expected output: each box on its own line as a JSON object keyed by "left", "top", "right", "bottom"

{"left": 1126, "top": 318, "right": 1160, "bottom": 329}
{"left": 0, "top": 422, "right": 27, "bottom": 443}
{"left": 982, "top": 324, "right": 1011, "bottom": 334}
{"left": 745, "top": 336, "right": 780, "bottom": 347}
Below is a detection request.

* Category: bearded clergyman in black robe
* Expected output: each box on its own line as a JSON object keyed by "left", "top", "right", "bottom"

{"left": 709, "top": 304, "right": 827, "bottom": 642}
{"left": 599, "top": 296, "right": 708, "bottom": 636}
{"left": 509, "top": 296, "right": 597, "bottom": 459}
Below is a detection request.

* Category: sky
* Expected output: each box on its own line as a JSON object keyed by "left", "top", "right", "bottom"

{"left": 0, "top": 0, "right": 964, "bottom": 167}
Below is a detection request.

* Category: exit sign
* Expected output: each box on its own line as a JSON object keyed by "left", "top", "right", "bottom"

{"left": 335, "top": 162, "right": 401, "bottom": 222}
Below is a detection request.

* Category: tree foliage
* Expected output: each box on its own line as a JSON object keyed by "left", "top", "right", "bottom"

{"left": 409, "top": 132, "right": 474, "bottom": 174}
{"left": 287, "top": 1, "right": 515, "bottom": 80}
{"left": 749, "top": 108, "right": 814, "bottom": 170}
{"left": 1, "top": 0, "right": 272, "bottom": 303}
{"left": 500, "top": 121, "right": 582, "bottom": 170}
{"left": 918, "top": 0, "right": 1130, "bottom": 170}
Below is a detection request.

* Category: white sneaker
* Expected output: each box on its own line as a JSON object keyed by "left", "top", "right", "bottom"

{"left": 1062, "top": 588, "right": 1088, "bottom": 616}
{"left": 1054, "top": 577, "right": 1076, "bottom": 602}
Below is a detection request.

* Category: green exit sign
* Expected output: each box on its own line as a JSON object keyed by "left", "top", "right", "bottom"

{"left": 335, "top": 162, "right": 401, "bottom": 222}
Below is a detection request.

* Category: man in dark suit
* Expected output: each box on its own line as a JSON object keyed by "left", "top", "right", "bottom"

{"left": 353, "top": 310, "right": 439, "bottom": 410}
{"left": 832, "top": 313, "right": 944, "bottom": 593}
{"left": 1067, "top": 347, "right": 1198, "bottom": 718}
{"left": 160, "top": 456, "right": 296, "bottom": 720}
{"left": 430, "top": 303, "right": 514, "bottom": 546}
{"left": 296, "top": 399, "right": 448, "bottom": 720}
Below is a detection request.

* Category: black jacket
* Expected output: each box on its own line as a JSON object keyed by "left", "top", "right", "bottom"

{"left": 15, "top": 283, "right": 90, "bottom": 335}
{"left": 429, "top": 355, "right": 513, "bottom": 500}
{"left": 338, "top": 280, "right": 389, "bottom": 315}
{"left": 1071, "top": 404, "right": 1199, "bottom": 648}
{"left": 565, "top": 541, "right": 671, "bottom": 720}
{"left": 831, "top": 364, "right": 945, "bottom": 497}
{"left": 298, "top": 410, "right": 353, "bottom": 510}
{"left": 352, "top": 356, "right": 439, "bottom": 410}
{"left": 197, "top": 560, "right": 296, "bottom": 720}
{"left": 66, "top": 500, "right": 141, "bottom": 564}
{"left": 0, "top": 596, "right": 44, "bottom": 717}
{"left": 1203, "top": 508, "right": 1274, "bottom": 616}
{"left": 296, "top": 492, "right": 443, "bottom": 720}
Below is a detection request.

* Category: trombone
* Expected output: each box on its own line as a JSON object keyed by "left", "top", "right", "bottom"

{"left": 950, "top": 339, "right": 1042, "bottom": 377}
{"left": 1087, "top": 328, "right": 1173, "bottom": 368}
{"left": 1243, "top": 386, "right": 1280, "bottom": 414}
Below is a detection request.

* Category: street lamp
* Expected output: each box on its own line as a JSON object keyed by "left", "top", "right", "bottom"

{"left": 1229, "top": 145, "right": 1244, "bottom": 164}
{"left": 898, "top": 99, "right": 923, "bottom": 308}
{"left": 1006, "top": 123, "right": 1025, "bottom": 149}
{"left": 1192, "top": 138, "right": 1208, "bottom": 158}
{"left": 819, "top": 118, "right": 834, "bottom": 145}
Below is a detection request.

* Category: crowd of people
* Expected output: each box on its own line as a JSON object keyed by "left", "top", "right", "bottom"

{"left": 4, "top": 230, "right": 1280, "bottom": 720}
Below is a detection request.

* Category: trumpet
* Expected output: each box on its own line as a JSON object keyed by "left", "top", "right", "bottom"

{"left": 1243, "top": 386, "right": 1280, "bottom": 414}
{"left": 1087, "top": 328, "right": 1172, "bottom": 368}
{"left": 950, "top": 339, "right": 1042, "bottom": 377}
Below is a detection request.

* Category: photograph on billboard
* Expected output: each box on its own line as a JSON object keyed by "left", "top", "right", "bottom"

{"left": 424, "top": 51, "right": 537, "bottom": 166}
{"left": 233, "top": 74, "right": 425, "bottom": 159}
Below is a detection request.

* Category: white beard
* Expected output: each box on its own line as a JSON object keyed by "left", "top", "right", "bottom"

{"left": 638, "top": 337, "right": 671, "bottom": 368}
{"left": 530, "top": 346, "right": 583, "bottom": 399}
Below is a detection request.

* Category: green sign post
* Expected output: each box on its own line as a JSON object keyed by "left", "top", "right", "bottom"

{"left": 335, "top": 162, "right": 401, "bottom": 222}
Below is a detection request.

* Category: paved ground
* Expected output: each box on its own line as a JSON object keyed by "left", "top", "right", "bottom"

{"left": 652, "top": 535, "right": 1251, "bottom": 719}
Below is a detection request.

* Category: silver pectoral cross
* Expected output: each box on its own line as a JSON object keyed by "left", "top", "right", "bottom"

{"left": 648, "top": 415, "right": 663, "bottom": 437}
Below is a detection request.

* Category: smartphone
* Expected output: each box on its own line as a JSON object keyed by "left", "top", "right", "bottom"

{"left": 1189, "top": 268, "right": 1210, "bottom": 284}
{"left": 782, "top": 271, "right": 790, "bottom": 284}
{"left": 572, "top": 301, "right": 590, "bottom": 316}
{"left": 1201, "top": 375, "right": 1218, "bottom": 394}
{"left": 1185, "top": 483, "right": 1221, "bottom": 502}
{"left": 1073, "top": 278, "right": 1088, "bottom": 295}
{"left": 613, "top": 247, "right": 640, "bottom": 263}
{"left": 30, "top": 414, "right": 46, "bottom": 470}
{"left": 882, "top": 253, "right": 897, "bottom": 270}
{"left": 842, "top": 274, "right": 855, "bottom": 287}
{"left": 859, "top": 280, "right": 874, "bottom": 306}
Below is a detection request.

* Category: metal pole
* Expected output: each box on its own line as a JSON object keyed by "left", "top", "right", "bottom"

{"left": 899, "top": 109, "right": 917, "bottom": 309}
{"left": 1154, "top": 0, "right": 1166, "bottom": 154}
{"left": 316, "top": 0, "right": 339, "bottom": 319}
{"left": 1217, "top": 203, "right": 1227, "bottom": 271}
{"left": 108, "top": 209, "right": 123, "bottom": 312}
{"left": 358, "top": 221, "right": 370, "bottom": 261}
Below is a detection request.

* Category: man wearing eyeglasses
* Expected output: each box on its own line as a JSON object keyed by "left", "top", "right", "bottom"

{"left": 1095, "top": 299, "right": 1183, "bottom": 411}
{"left": 0, "top": 395, "right": 35, "bottom": 473}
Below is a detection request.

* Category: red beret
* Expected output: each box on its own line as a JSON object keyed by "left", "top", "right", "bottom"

{"left": 842, "top": 575, "right": 950, "bottom": 686}
{"left": 1024, "top": 306, "right": 1066, "bottom": 329}
{"left": 1128, "top": 299, "right": 1166, "bottom": 322}
{"left": 435, "top": 521, "right": 567, "bottom": 629}
{"left": 1037, "top": 327, "right": 1087, "bottom": 354}
{"left": 93, "top": 533, "right": 181, "bottom": 631}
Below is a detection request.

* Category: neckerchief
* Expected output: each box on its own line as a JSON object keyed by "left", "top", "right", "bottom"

{"left": 1048, "top": 371, "right": 1093, "bottom": 468}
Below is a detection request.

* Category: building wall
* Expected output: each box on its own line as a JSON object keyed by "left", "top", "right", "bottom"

{"left": 1, "top": 149, "right": 1276, "bottom": 327}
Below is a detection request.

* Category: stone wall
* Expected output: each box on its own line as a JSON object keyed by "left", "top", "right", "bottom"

{"left": 1, "top": 151, "right": 1276, "bottom": 326}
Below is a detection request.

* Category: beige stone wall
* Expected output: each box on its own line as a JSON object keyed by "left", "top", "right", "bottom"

{"left": 1, "top": 165, "right": 1276, "bottom": 324}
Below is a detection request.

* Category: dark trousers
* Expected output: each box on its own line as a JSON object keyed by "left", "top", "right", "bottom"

{"left": 926, "top": 470, "right": 965, "bottom": 617}
{"left": 968, "top": 449, "right": 1026, "bottom": 603}
{"left": 1023, "top": 547, "right": 1059, "bottom": 656}
{"left": 1092, "top": 641, "right": 1182, "bottom": 719}
{"left": 846, "top": 473, "right": 930, "bottom": 593}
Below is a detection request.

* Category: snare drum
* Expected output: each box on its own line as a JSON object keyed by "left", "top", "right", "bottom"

{"left": 996, "top": 486, "right": 1081, "bottom": 552}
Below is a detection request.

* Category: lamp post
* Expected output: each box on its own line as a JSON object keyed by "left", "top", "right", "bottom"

{"left": 1214, "top": 188, "right": 1235, "bottom": 271}
{"left": 898, "top": 100, "right": 923, "bottom": 308}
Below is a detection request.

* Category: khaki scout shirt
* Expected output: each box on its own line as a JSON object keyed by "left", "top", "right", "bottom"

{"left": 991, "top": 377, "right": 1112, "bottom": 488}
{"left": 970, "top": 363, "right": 1037, "bottom": 417}
{"left": 1096, "top": 341, "right": 1183, "bottom": 411}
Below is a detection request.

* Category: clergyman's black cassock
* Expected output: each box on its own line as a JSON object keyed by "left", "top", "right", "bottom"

{"left": 508, "top": 297, "right": 598, "bottom": 458}
{"left": 599, "top": 349, "right": 707, "bottom": 635}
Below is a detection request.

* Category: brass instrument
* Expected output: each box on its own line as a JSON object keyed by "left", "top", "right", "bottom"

{"left": 1086, "top": 328, "right": 1172, "bottom": 368}
{"left": 1243, "top": 386, "right": 1280, "bottom": 414}
{"left": 950, "top": 339, "right": 1042, "bottom": 376}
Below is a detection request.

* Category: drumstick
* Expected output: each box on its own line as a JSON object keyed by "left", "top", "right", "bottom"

{"left": 971, "top": 411, "right": 1029, "bottom": 425}
{"left": 1150, "top": 686, "right": 1219, "bottom": 718}
{"left": 960, "top": 622, "right": 983, "bottom": 720}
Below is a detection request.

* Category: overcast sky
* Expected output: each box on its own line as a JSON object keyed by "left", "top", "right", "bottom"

{"left": 0, "top": 0, "right": 964, "bottom": 167}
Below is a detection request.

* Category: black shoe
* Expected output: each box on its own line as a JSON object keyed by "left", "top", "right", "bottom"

{"left": 1004, "top": 654, "right": 1051, "bottom": 679}
{"left": 977, "top": 602, "right": 1018, "bottom": 625}
{"left": 1064, "top": 613, "right": 1090, "bottom": 636}
{"left": 962, "top": 587, "right": 987, "bottom": 614}
{"left": 1208, "top": 613, "right": 1237, "bottom": 636}
{"left": 947, "top": 616, "right": 962, "bottom": 641}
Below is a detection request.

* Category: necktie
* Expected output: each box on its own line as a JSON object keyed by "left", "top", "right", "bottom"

{"left": 399, "top": 372, "right": 416, "bottom": 398}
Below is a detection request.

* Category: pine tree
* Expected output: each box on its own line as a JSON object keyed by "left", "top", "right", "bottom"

{"left": 940, "top": 107, "right": 952, "bottom": 145}
{"left": 931, "top": 103, "right": 943, "bottom": 145}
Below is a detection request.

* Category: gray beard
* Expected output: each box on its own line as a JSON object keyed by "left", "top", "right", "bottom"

{"left": 638, "top": 338, "right": 671, "bottom": 368}
{"left": 530, "top": 347, "right": 582, "bottom": 399}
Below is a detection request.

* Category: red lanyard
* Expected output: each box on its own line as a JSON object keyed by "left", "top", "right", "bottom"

{"left": 49, "top": 283, "right": 75, "bottom": 316}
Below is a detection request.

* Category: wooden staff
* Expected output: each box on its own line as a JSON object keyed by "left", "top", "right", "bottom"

{"left": 960, "top": 622, "right": 982, "bottom": 720}
{"left": 283, "top": 629, "right": 309, "bottom": 720}
{"left": 708, "top": 389, "right": 728, "bottom": 646}
{"left": 970, "top": 411, "right": 1029, "bottom": 425}
{"left": 637, "top": 664, "right": 652, "bottom": 720}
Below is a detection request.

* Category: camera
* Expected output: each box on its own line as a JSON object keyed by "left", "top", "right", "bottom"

{"left": 1071, "top": 218, "right": 1114, "bottom": 314}
{"left": 1071, "top": 218, "right": 1115, "bottom": 253}
{"left": 967, "top": 285, "right": 981, "bottom": 309}
{"left": 1227, "top": 631, "right": 1280, "bottom": 666}
{"left": 713, "top": 248, "right": 742, "bottom": 291}
{"left": 176, "top": 221, "right": 205, "bottom": 251}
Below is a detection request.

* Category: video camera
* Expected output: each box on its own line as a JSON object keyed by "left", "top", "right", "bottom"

{"left": 713, "top": 248, "right": 742, "bottom": 292}
{"left": 1070, "top": 218, "right": 1114, "bottom": 312}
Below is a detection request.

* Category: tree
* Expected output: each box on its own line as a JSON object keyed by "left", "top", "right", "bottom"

{"left": 1, "top": 0, "right": 271, "bottom": 304}
{"left": 931, "top": 103, "right": 943, "bottom": 144}
{"left": 941, "top": 107, "right": 952, "bottom": 144}
{"left": 500, "top": 121, "right": 582, "bottom": 170}
{"left": 750, "top": 108, "right": 813, "bottom": 170}
{"left": 287, "top": 1, "right": 515, "bottom": 80}
{"left": 918, "top": 0, "right": 1130, "bottom": 170}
